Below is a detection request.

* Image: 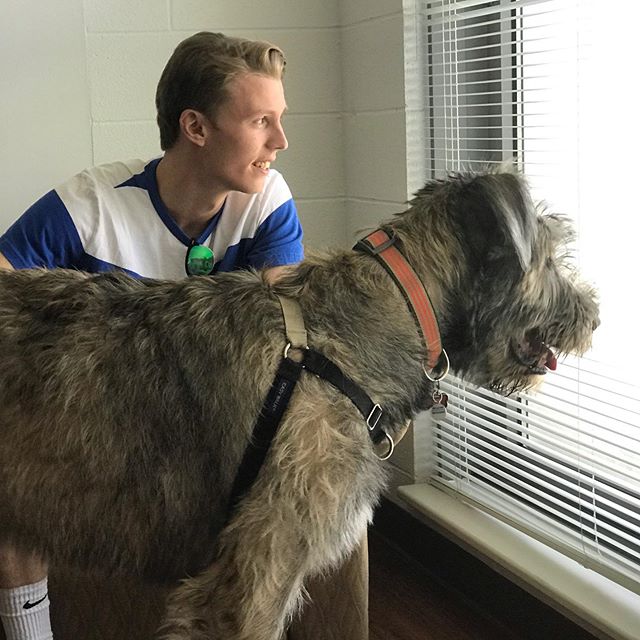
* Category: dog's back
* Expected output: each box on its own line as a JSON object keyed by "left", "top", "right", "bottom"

{"left": 0, "top": 268, "right": 285, "bottom": 578}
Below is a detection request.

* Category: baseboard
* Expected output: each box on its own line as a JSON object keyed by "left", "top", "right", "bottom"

{"left": 372, "top": 496, "right": 601, "bottom": 640}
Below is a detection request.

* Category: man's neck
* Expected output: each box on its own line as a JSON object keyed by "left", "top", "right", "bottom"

{"left": 156, "top": 152, "right": 226, "bottom": 239}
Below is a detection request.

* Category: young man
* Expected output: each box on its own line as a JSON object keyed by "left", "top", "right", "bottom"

{"left": 0, "top": 32, "right": 299, "bottom": 280}
{"left": 0, "top": 31, "right": 368, "bottom": 640}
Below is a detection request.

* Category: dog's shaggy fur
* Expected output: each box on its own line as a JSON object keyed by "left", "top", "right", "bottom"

{"left": 0, "top": 168, "right": 599, "bottom": 639}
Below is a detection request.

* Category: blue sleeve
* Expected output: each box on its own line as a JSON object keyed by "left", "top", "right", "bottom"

{"left": 0, "top": 190, "right": 84, "bottom": 269}
{"left": 246, "top": 198, "right": 304, "bottom": 270}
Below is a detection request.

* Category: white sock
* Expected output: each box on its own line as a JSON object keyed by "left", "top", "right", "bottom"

{"left": 0, "top": 578, "right": 53, "bottom": 640}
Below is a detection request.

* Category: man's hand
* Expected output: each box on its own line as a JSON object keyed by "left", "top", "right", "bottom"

{"left": 0, "top": 252, "right": 13, "bottom": 270}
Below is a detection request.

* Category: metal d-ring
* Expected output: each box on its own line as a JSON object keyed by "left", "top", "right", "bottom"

{"left": 283, "top": 342, "right": 308, "bottom": 362}
{"left": 376, "top": 432, "right": 395, "bottom": 461}
{"left": 423, "top": 348, "right": 450, "bottom": 382}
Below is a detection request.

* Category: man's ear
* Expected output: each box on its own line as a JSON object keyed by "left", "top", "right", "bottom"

{"left": 179, "top": 109, "right": 208, "bottom": 147}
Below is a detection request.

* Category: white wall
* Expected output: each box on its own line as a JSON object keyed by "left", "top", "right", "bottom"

{"left": 339, "top": 0, "right": 409, "bottom": 243}
{"left": 0, "top": 0, "right": 92, "bottom": 226}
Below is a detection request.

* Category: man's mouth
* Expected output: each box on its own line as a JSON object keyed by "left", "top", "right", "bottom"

{"left": 253, "top": 161, "right": 271, "bottom": 170}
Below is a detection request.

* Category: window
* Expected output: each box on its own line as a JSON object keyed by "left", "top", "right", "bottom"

{"left": 406, "top": 0, "right": 640, "bottom": 594}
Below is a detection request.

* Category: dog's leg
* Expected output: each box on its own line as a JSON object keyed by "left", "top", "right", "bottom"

{"left": 158, "top": 524, "right": 308, "bottom": 640}
{"left": 159, "top": 511, "right": 371, "bottom": 640}
{"left": 159, "top": 390, "right": 384, "bottom": 640}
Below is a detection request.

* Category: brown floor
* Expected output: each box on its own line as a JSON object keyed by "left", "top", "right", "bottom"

{"left": 369, "top": 529, "right": 520, "bottom": 640}
{"left": 369, "top": 498, "right": 600, "bottom": 640}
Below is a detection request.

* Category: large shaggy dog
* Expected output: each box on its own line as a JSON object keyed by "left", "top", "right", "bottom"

{"left": 0, "top": 168, "right": 599, "bottom": 639}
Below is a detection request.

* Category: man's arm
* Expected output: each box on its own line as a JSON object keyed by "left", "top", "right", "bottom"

{"left": 0, "top": 188, "right": 87, "bottom": 271}
{"left": 0, "top": 252, "right": 14, "bottom": 270}
{"left": 0, "top": 250, "right": 49, "bottom": 592}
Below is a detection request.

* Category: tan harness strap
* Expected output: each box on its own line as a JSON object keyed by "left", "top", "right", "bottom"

{"left": 277, "top": 295, "right": 308, "bottom": 350}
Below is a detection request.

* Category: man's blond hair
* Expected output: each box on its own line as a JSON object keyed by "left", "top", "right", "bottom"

{"left": 156, "top": 32, "right": 286, "bottom": 150}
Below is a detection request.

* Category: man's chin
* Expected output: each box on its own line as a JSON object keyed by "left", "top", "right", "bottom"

{"left": 235, "top": 176, "right": 266, "bottom": 195}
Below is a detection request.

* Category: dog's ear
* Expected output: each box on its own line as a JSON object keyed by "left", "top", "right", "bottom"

{"left": 456, "top": 172, "right": 537, "bottom": 272}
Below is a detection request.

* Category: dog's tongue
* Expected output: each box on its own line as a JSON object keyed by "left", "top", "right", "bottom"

{"left": 544, "top": 345, "right": 557, "bottom": 371}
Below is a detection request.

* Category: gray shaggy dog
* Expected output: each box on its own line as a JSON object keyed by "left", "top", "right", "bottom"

{"left": 0, "top": 168, "right": 599, "bottom": 639}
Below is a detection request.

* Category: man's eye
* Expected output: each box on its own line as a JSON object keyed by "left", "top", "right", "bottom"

{"left": 256, "top": 117, "right": 267, "bottom": 125}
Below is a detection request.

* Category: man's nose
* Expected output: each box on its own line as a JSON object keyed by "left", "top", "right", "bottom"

{"left": 271, "top": 122, "right": 288, "bottom": 151}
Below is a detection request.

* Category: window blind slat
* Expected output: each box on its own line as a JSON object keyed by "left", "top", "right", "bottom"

{"left": 435, "top": 450, "right": 640, "bottom": 561}
{"left": 441, "top": 403, "right": 640, "bottom": 489}
{"left": 420, "top": 0, "right": 570, "bottom": 26}
{"left": 432, "top": 479, "right": 640, "bottom": 591}
{"left": 467, "top": 380, "right": 640, "bottom": 441}
{"left": 425, "top": 60, "right": 592, "bottom": 80}
{"left": 434, "top": 444, "right": 640, "bottom": 556}
{"left": 445, "top": 381, "right": 640, "bottom": 452}
{"left": 436, "top": 422, "right": 640, "bottom": 516}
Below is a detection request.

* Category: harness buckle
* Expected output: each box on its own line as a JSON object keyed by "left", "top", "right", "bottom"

{"left": 366, "top": 404, "right": 383, "bottom": 430}
{"left": 353, "top": 230, "right": 396, "bottom": 255}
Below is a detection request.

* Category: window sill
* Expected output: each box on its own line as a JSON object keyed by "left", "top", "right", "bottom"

{"left": 397, "top": 483, "right": 640, "bottom": 640}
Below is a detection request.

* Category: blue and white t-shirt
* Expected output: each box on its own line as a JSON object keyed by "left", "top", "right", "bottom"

{"left": 0, "top": 158, "right": 304, "bottom": 279}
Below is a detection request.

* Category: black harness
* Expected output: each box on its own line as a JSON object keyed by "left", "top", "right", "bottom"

{"left": 228, "top": 346, "right": 389, "bottom": 511}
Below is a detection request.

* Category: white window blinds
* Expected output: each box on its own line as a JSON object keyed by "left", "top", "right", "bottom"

{"left": 405, "top": 0, "right": 640, "bottom": 595}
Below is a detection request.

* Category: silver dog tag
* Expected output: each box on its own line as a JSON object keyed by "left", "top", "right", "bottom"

{"left": 431, "top": 391, "right": 448, "bottom": 419}
{"left": 431, "top": 402, "right": 447, "bottom": 419}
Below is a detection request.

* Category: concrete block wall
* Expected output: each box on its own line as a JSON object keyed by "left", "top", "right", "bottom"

{"left": 339, "top": 0, "right": 410, "bottom": 244}
{"left": 0, "top": 0, "right": 93, "bottom": 226}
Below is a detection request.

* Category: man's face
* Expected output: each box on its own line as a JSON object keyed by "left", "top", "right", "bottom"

{"left": 203, "top": 73, "right": 288, "bottom": 195}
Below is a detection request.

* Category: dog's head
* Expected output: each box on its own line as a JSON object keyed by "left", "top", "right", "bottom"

{"left": 394, "top": 166, "right": 600, "bottom": 394}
